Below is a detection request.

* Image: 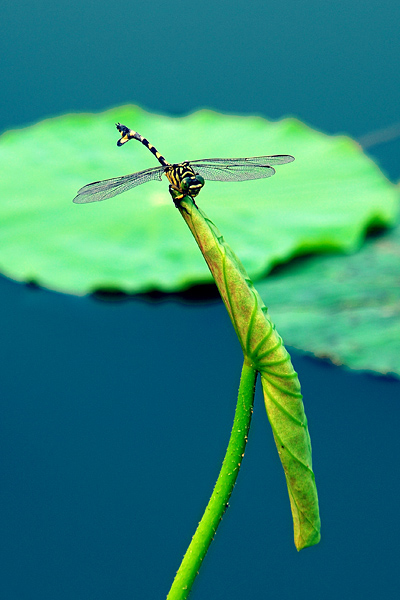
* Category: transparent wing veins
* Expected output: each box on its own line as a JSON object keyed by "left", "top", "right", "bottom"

{"left": 73, "top": 166, "right": 165, "bottom": 204}
{"left": 188, "top": 155, "right": 294, "bottom": 182}
{"left": 73, "top": 154, "right": 295, "bottom": 203}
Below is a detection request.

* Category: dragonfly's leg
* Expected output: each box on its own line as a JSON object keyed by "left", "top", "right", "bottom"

{"left": 169, "top": 185, "right": 198, "bottom": 212}
{"left": 169, "top": 185, "right": 186, "bottom": 210}
{"left": 190, "top": 196, "right": 199, "bottom": 209}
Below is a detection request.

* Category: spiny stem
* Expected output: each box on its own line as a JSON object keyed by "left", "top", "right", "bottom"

{"left": 166, "top": 359, "right": 257, "bottom": 600}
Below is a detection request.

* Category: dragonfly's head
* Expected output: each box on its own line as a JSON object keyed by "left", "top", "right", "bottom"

{"left": 181, "top": 174, "right": 205, "bottom": 198}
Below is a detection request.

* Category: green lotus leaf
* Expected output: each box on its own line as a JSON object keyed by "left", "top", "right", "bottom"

{"left": 0, "top": 104, "right": 398, "bottom": 295}
{"left": 256, "top": 220, "right": 400, "bottom": 377}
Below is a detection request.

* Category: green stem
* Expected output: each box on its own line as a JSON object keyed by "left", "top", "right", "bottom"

{"left": 166, "top": 359, "right": 258, "bottom": 600}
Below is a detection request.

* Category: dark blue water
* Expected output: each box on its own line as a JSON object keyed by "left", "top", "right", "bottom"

{"left": 1, "top": 0, "right": 400, "bottom": 180}
{"left": 1, "top": 278, "right": 400, "bottom": 599}
{"left": 1, "top": 1, "right": 400, "bottom": 599}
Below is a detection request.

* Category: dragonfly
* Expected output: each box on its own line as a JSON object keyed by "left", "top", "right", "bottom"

{"left": 73, "top": 123, "right": 295, "bottom": 207}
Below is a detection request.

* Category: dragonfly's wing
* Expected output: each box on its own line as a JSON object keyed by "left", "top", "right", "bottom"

{"left": 189, "top": 155, "right": 294, "bottom": 182}
{"left": 73, "top": 166, "right": 165, "bottom": 204}
{"left": 190, "top": 156, "right": 295, "bottom": 166}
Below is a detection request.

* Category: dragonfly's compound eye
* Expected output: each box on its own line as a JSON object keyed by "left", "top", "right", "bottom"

{"left": 195, "top": 174, "right": 205, "bottom": 186}
{"left": 180, "top": 177, "right": 192, "bottom": 192}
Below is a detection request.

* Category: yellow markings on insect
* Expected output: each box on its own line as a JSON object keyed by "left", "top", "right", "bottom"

{"left": 118, "top": 132, "right": 130, "bottom": 145}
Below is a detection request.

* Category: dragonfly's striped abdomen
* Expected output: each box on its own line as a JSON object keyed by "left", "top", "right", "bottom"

{"left": 117, "top": 123, "right": 205, "bottom": 202}
{"left": 116, "top": 123, "right": 169, "bottom": 167}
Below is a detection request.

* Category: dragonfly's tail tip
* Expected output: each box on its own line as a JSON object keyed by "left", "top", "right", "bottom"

{"left": 116, "top": 122, "right": 131, "bottom": 146}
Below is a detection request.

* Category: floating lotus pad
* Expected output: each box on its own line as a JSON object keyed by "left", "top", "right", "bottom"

{"left": 0, "top": 104, "right": 398, "bottom": 295}
{"left": 257, "top": 221, "right": 400, "bottom": 378}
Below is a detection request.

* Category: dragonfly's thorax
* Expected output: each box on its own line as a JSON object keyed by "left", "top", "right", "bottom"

{"left": 164, "top": 162, "right": 205, "bottom": 199}
{"left": 164, "top": 162, "right": 196, "bottom": 186}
